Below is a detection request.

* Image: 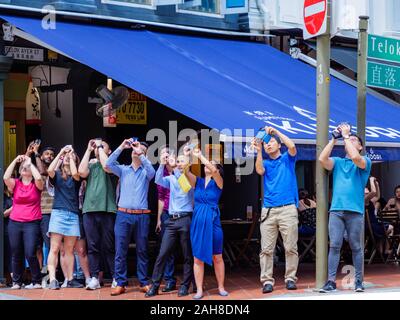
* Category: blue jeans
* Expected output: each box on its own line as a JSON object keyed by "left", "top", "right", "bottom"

{"left": 114, "top": 211, "right": 150, "bottom": 287}
{"left": 8, "top": 219, "right": 42, "bottom": 285}
{"left": 328, "top": 211, "right": 363, "bottom": 283}
{"left": 160, "top": 211, "right": 176, "bottom": 286}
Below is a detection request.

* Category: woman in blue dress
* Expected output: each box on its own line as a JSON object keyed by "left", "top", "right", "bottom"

{"left": 184, "top": 147, "right": 228, "bottom": 299}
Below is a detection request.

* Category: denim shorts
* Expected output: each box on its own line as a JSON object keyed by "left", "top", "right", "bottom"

{"left": 48, "top": 209, "right": 81, "bottom": 238}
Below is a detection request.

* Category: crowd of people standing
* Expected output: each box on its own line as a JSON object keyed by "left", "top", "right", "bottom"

{"left": 2, "top": 136, "right": 227, "bottom": 299}
{"left": 2, "top": 123, "right": 396, "bottom": 297}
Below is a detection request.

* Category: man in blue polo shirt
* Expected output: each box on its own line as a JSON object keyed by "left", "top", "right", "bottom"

{"left": 253, "top": 126, "right": 299, "bottom": 294}
{"left": 106, "top": 138, "right": 155, "bottom": 296}
{"left": 319, "top": 123, "right": 371, "bottom": 293}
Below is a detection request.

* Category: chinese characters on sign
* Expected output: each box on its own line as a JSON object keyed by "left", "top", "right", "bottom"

{"left": 5, "top": 46, "right": 44, "bottom": 62}
{"left": 116, "top": 90, "right": 147, "bottom": 125}
{"left": 26, "top": 80, "right": 41, "bottom": 124}
{"left": 367, "top": 61, "right": 400, "bottom": 92}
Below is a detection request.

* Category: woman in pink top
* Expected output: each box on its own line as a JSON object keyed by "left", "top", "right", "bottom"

{"left": 3, "top": 155, "right": 43, "bottom": 290}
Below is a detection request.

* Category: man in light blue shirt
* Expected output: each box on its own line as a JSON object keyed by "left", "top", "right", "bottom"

{"left": 106, "top": 138, "right": 155, "bottom": 296}
{"left": 146, "top": 152, "right": 194, "bottom": 298}
{"left": 319, "top": 124, "right": 372, "bottom": 293}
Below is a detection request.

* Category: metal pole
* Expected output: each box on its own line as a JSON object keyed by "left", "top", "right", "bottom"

{"left": 356, "top": 15, "right": 369, "bottom": 281}
{"left": 315, "top": 0, "right": 331, "bottom": 289}
{"left": 0, "top": 52, "right": 13, "bottom": 285}
{"left": 357, "top": 16, "right": 369, "bottom": 155}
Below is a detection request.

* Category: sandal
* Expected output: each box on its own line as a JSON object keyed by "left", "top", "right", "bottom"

{"left": 218, "top": 289, "right": 229, "bottom": 297}
{"left": 193, "top": 293, "right": 204, "bottom": 300}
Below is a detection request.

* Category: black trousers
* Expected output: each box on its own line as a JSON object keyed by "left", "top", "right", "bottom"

{"left": 8, "top": 220, "right": 42, "bottom": 285}
{"left": 83, "top": 212, "right": 116, "bottom": 278}
{"left": 40, "top": 214, "right": 51, "bottom": 250}
{"left": 151, "top": 215, "right": 193, "bottom": 288}
{"left": 4, "top": 219, "right": 11, "bottom": 274}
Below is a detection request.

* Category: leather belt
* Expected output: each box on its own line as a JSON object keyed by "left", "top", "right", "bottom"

{"left": 118, "top": 207, "right": 151, "bottom": 214}
{"left": 169, "top": 212, "right": 192, "bottom": 220}
{"left": 270, "top": 203, "right": 294, "bottom": 209}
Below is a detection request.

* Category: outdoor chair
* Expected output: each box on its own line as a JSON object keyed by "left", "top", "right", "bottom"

{"left": 377, "top": 209, "right": 400, "bottom": 264}
{"left": 364, "top": 208, "right": 385, "bottom": 264}
{"left": 298, "top": 208, "right": 316, "bottom": 263}
{"left": 298, "top": 234, "right": 316, "bottom": 263}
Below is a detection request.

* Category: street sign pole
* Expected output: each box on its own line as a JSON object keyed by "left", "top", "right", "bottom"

{"left": 0, "top": 42, "right": 12, "bottom": 285}
{"left": 357, "top": 16, "right": 369, "bottom": 155}
{"left": 357, "top": 16, "right": 369, "bottom": 281}
{"left": 315, "top": 0, "right": 330, "bottom": 289}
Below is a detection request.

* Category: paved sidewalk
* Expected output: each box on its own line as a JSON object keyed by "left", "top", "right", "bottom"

{"left": 1, "top": 263, "right": 399, "bottom": 300}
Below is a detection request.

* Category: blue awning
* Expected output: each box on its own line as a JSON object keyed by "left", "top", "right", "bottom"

{"left": 2, "top": 15, "right": 400, "bottom": 149}
{"left": 224, "top": 142, "right": 400, "bottom": 161}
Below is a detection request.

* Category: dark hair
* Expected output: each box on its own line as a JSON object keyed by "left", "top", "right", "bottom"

{"left": 215, "top": 163, "right": 224, "bottom": 178}
{"left": 41, "top": 146, "right": 55, "bottom": 155}
{"left": 140, "top": 141, "right": 149, "bottom": 149}
{"left": 350, "top": 133, "right": 363, "bottom": 147}
{"left": 99, "top": 138, "right": 111, "bottom": 148}
{"left": 270, "top": 134, "right": 281, "bottom": 145}
{"left": 395, "top": 185, "right": 400, "bottom": 194}
{"left": 299, "top": 188, "right": 311, "bottom": 206}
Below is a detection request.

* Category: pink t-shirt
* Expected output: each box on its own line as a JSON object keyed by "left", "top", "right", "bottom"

{"left": 10, "top": 179, "right": 42, "bottom": 222}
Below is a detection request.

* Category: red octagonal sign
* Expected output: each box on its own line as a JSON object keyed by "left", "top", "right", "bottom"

{"left": 303, "top": 0, "right": 327, "bottom": 40}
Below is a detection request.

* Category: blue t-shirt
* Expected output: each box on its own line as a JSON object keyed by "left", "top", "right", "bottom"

{"left": 50, "top": 171, "right": 81, "bottom": 213}
{"left": 330, "top": 156, "right": 372, "bottom": 214}
{"left": 263, "top": 151, "right": 298, "bottom": 208}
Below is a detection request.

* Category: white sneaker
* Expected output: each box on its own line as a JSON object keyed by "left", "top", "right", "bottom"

{"left": 11, "top": 283, "right": 21, "bottom": 290}
{"left": 85, "top": 278, "right": 91, "bottom": 287}
{"left": 61, "top": 279, "right": 68, "bottom": 288}
{"left": 86, "top": 277, "right": 101, "bottom": 290}
{"left": 25, "top": 283, "right": 42, "bottom": 289}
{"left": 41, "top": 275, "right": 49, "bottom": 288}
{"left": 111, "top": 279, "right": 117, "bottom": 289}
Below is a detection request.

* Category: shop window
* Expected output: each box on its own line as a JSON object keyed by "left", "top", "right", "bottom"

{"left": 101, "top": 0, "right": 153, "bottom": 7}
{"left": 178, "top": 0, "right": 247, "bottom": 14}
{"left": 178, "top": 0, "right": 220, "bottom": 14}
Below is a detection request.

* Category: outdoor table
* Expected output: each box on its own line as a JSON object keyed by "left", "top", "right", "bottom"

{"left": 221, "top": 218, "right": 259, "bottom": 267}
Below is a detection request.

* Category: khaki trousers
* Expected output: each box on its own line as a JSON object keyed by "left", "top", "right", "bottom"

{"left": 259, "top": 205, "right": 299, "bottom": 286}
